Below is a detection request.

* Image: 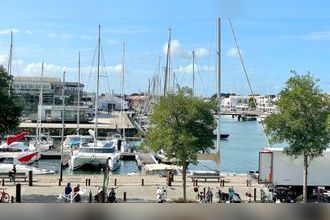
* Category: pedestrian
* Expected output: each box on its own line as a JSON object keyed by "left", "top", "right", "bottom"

{"left": 8, "top": 164, "right": 16, "bottom": 183}
{"left": 73, "top": 184, "right": 81, "bottom": 202}
{"left": 65, "top": 182, "right": 72, "bottom": 202}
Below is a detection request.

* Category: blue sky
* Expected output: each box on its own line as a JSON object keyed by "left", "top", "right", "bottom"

{"left": 0, "top": 0, "right": 329, "bottom": 96}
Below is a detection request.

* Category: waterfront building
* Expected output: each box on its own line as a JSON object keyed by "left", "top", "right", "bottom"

{"left": 12, "top": 76, "right": 85, "bottom": 117}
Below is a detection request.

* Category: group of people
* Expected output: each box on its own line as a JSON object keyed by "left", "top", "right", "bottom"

{"left": 64, "top": 182, "right": 81, "bottom": 202}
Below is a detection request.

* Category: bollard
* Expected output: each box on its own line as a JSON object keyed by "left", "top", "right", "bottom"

{"left": 98, "top": 191, "right": 104, "bottom": 203}
{"left": 2, "top": 179, "right": 4, "bottom": 186}
{"left": 254, "top": 188, "right": 257, "bottom": 202}
{"left": 11, "top": 196, "right": 14, "bottom": 203}
{"left": 88, "top": 179, "right": 91, "bottom": 186}
{"left": 195, "top": 179, "right": 198, "bottom": 187}
{"left": 28, "top": 171, "right": 33, "bottom": 186}
{"left": 123, "top": 192, "right": 127, "bottom": 201}
{"left": 114, "top": 178, "right": 117, "bottom": 186}
{"left": 16, "top": 184, "right": 21, "bottom": 203}
{"left": 58, "top": 179, "right": 61, "bottom": 186}
{"left": 89, "top": 191, "right": 92, "bottom": 203}
{"left": 142, "top": 179, "right": 144, "bottom": 186}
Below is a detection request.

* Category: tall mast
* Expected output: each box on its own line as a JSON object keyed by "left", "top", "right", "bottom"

{"left": 7, "top": 31, "right": 13, "bottom": 95}
{"left": 37, "top": 62, "right": 44, "bottom": 143}
{"left": 163, "top": 27, "right": 171, "bottom": 96}
{"left": 95, "top": 24, "right": 101, "bottom": 146}
{"left": 157, "top": 56, "right": 161, "bottom": 96}
{"left": 7, "top": 31, "right": 13, "bottom": 76}
{"left": 121, "top": 43, "right": 126, "bottom": 139}
{"left": 77, "top": 51, "right": 81, "bottom": 135}
{"left": 60, "top": 70, "right": 65, "bottom": 182}
{"left": 216, "top": 18, "right": 221, "bottom": 162}
{"left": 192, "top": 50, "right": 195, "bottom": 96}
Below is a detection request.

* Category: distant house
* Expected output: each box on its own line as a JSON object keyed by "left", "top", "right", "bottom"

{"left": 98, "top": 92, "right": 128, "bottom": 111}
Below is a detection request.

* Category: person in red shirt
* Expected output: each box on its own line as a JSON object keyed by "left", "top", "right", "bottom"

{"left": 73, "top": 184, "right": 81, "bottom": 202}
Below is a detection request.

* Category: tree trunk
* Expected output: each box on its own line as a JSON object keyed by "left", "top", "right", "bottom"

{"left": 182, "top": 162, "right": 187, "bottom": 202}
{"left": 303, "top": 154, "right": 308, "bottom": 203}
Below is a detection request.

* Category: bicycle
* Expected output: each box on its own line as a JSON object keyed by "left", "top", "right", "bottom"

{"left": 0, "top": 188, "right": 10, "bottom": 203}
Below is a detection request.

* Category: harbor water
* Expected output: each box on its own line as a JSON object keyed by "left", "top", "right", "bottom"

{"left": 32, "top": 115, "right": 270, "bottom": 175}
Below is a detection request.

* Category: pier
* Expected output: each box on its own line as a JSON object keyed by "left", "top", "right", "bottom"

{"left": 18, "top": 112, "right": 137, "bottom": 136}
{"left": 221, "top": 110, "right": 259, "bottom": 121}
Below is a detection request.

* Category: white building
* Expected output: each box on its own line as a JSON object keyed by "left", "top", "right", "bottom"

{"left": 221, "top": 95, "right": 249, "bottom": 110}
{"left": 98, "top": 92, "right": 128, "bottom": 111}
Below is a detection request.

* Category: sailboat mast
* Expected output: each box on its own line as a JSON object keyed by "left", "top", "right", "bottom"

{"left": 121, "top": 43, "right": 126, "bottom": 139}
{"left": 95, "top": 24, "right": 101, "bottom": 146}
{"left": 7, "top": 31, "right": 13, "bottom": 77}
{"left": 60, "top": 70, "right": 65, "bottom": 182}
{"left": 37, "top": 62, "right": 44, "bottom": 142}
{"left": 192, "top": 50, "right": 195, "bottom": 96}
{"left": 163, "top": 27, "right": 171, "bottom": 96}
{"left": 216, "top": 18, "right": 221, "bottom": 158}
{"left": 61, "top": 71, "right": 66, "bottom": 144}
{"left": 77, "top": 51, "right": 81, "bottom": 135}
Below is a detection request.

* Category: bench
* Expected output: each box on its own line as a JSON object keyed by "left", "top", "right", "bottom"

{"left": 189, "top": 175, "right": 221, "bottom": 182}
{"left": 0, "top": 172, "right": 28, "bottom": 182}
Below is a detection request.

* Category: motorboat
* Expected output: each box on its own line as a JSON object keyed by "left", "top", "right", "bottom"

{"left": 70, "top": 138, "right": 123, "bottom": 171}
{"left": 63, "top": 135, "right": 94, "bottom": 152}
{"left": 0, "top": 131, "right": 40, "bottom": 165}
{"left": 0, "top": 142, "right": 40, "bottom": 165}
{"left": 29, "top": 134, "right": 54, "bottom": 152}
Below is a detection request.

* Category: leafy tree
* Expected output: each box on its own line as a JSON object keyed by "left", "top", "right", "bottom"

{"left": 144, "top": 88, "right": 215, "bottom": 201}
{"left": 0, "top": 65, "right": 23, "bottom": 134}
{"left": 263, "top": 72, "right": 330, "bottom": 203}
{"left": 248, "top": 97, "right": 256, "bottom": 109}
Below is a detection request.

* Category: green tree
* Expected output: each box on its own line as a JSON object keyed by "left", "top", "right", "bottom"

{"left": 144, "top": 88, "right": 215, "bottom": 201}
{"left": 263, "top": 72, "right": 330, "bottom": 203}
{"left": 0, "top": 65, "right": 23, "bottom": 134}
{"left": 248, "top": 97, "right": 256, "bottom": 109}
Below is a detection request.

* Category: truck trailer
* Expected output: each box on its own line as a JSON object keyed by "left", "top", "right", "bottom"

{"left": 259, "top": 148, "right": 330, "bottom": 199}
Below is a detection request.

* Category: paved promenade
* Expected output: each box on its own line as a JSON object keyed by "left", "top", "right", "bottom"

{"left": 2, "top": 174, "right": 263, "bottom": 203}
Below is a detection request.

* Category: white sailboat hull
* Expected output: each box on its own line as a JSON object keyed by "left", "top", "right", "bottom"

{"left": 70, "top": 152, "right": 121, "bottom": 171}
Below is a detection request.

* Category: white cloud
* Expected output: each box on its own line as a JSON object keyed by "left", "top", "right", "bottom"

{"left": 163, "top": 39, "right": 210, "bottom": 59}
{"left": 195, "top": 48, "right": 210, "bottom": 58}
{"left": 176, "top": 64, "right": 215, "bottom": 74}
{"left": 0, "top": 28, "right": 20, "bottom": 36}
{"left": 0, "top": 54, "right": 8, "bottom": 65}
{"left": 303, "top": 30, "right": 330, "bottom": 40}
{"left": 227, "top": 47, "right": 242, "bottom": 58}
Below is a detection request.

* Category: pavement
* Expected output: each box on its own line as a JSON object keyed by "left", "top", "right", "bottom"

{"left": 1, "top": 174, "right": 263, "bottom": 203}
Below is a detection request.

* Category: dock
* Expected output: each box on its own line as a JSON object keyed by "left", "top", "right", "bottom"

{"left": 121, "top": 152, "right": 157, "bottom": 169}
{"left": 40, "top": 150, "right": 71, "bottom": 166}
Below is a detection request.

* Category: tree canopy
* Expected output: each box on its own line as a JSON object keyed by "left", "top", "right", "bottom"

{"left": 264, "top": 72, "right": 330, "bottom": 159}
{"left": 144, "top": 88, "right": 215, "bottom": 201}
{"left": 145, "top": 88, "right": 215, "bottom": 165}
{"left": 0, "top": 65, "right": 23, "bottom": 134}
{"left": 263, "top": 72, "right": 330, "bottom": 203}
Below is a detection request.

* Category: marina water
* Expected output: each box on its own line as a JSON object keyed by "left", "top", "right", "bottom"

{"left": 32, "top": 116, "right": 269, "bottom": 175}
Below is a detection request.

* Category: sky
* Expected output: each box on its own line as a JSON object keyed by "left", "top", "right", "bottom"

{"left": 0, "top": 0, "right": 329, "bottom": 96}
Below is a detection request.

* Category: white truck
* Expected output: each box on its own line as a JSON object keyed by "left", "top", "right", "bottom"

{"left": 259, "top": 147, "right": 330, "bottom": 198}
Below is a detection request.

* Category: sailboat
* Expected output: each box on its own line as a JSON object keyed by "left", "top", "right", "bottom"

{"left": 29, "top": 62, "right": 54, "bottom": 152}
{"left": 63, "top": 52, "right": 93, "bottom": 153}
{"left": 70, "top": 25, "right": 123, "bottom": 171}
